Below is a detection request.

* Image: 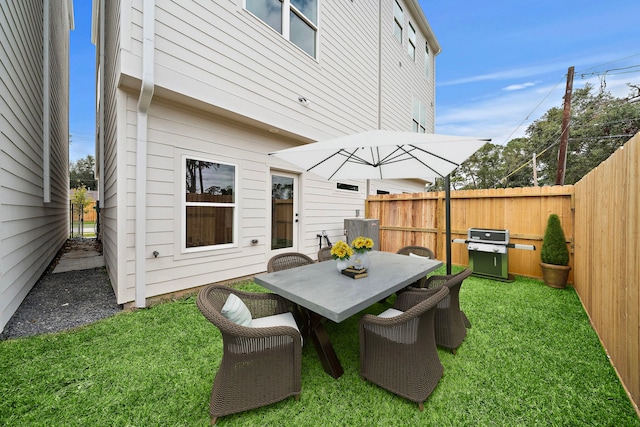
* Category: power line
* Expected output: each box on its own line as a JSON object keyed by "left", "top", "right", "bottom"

{"left": 577, "top": 53, "right": 640, "bottom": 74}
{"left": 579, "top": 64, "right": 640, "bottom": 79}
{"left": 499, "top": 76, "right": 565, "bottom": 145}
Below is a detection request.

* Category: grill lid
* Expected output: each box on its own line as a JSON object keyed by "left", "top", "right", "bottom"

{"left": 468, "top": 228, "right": 509, "bottom": 244}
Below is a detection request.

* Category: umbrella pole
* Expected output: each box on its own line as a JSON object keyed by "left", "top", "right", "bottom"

{"left": 445, "top": 175, "right": 452, "bottom": 274}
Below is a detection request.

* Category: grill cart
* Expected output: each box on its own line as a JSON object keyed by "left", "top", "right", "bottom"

{"left": 453, "top": 228, "right": 535, "bottom": 282}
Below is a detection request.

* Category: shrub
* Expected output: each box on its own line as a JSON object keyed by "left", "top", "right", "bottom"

{"left": 541, "top": 214, "right": 570, "bottom": 265}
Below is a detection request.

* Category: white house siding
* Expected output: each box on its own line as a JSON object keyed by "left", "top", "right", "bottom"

{"left": 97, "top": 0, "right": 440, "bottom": 305}
{"left": 0, "top": 0, "right": 72, "bottom": 332}
{"left": 380, "top": 0, "right": 435, "bottom": 132}
{"left": 109, "top": 95, "right": 378, "bottom": 303}
{"left": 118, "top": 0, "right": 381, "bottom": 141}
{"left": 98, "top": 0, "right": 125, "bottom": 299}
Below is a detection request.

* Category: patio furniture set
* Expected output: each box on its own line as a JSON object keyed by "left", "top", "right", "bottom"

{"left": 196, "top": 247, "right": 473, "bottom": 424}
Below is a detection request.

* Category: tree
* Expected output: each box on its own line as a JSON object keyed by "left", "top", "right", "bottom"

{"left": 69, "top": 155, "right": 97, "bottom": 190}
{"left": 451, "top": 83, "right": 640, "bottom": 189}
{"left": 70, "top": 185, "right": 95, "bottom": 216}
{"left": 530, "top": 84, "right": 640, "bottom": 185}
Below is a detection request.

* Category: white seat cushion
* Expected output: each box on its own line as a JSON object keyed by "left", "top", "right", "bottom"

{"left": 378, "top": 308, "right": 404, "bottom": 318}
{"left": 221, "top": 293, "right": 252, "bottom": 327}
{"left": 409, "top": 252, "right": 430, "bottom": 259}
{"left": 251, "top": 312, "right": 302, "bottom": 344}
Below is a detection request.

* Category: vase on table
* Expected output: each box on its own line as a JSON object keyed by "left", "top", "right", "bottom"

{"left": 352, "top": 251, "right": 370, "bottom": 271}
{"left": 336, "top": 259, "right": 349, "bottom": 272}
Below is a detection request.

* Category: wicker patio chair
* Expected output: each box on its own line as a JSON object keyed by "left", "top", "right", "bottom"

{"left": 317, "top": 246, "right": 333, "bottom": 262}
{"left": 416, "top": 268, "right": 473, "bottom": 353}
{"left": 396, "top": 245, "right": 436, "bottom": 288}
{"left": 267, "top": 252, "right": 315, "bottom": 272}
{"left": 196, "top": 285, "right": 302, "bottom": 424}
{"left": 359, "top": 286, "right": 449, "bottom": 411}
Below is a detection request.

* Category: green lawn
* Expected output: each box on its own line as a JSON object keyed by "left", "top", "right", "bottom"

{"left": 1, "top": 271, "right": 638, "bottom": 426}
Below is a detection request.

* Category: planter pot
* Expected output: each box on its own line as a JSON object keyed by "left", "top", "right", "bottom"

{"left": 336, "top": 259, "right": 349, "bottom": 272}
{"left": 540, "top": 262, "right": 571, "bottom": 288}
{"left": 352, "top": 251, "right": 371, "bottom": 270}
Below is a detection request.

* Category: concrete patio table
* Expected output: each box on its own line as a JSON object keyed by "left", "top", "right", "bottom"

{"left": 254, "top": 250, "right": 442, "bottom": 378}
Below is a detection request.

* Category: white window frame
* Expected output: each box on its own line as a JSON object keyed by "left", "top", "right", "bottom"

{"left": 425, "top": 42, "right": 430, "bottom": 79}
{"left": 182, "top": 155, "right": 238, "bottom": 253}
{"left": 245, "top": 0, "right": 319, "bottom": 58}
{"left": 412, "top": 97, "right": 427, "bottom": 133}
{"left": 393, "top": 0, "right": 403, "bottom": 43}
{"left": 408, "top": 22, "right": 416, "bottom": 60}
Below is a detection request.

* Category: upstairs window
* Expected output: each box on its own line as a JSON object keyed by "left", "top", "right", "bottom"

{"left": 425, "top": 42, "right": 430, "bottom": 78}
{"left": 246, "top": 0, "right": 318, "bottom": 58}
{"left": 408, "top": 22, "right": 416, "bottom": 60}
{"left": 412, "top": 97, "right": 427, "bottom": 133}
{"left": 184, "top": 157, "right": 237, "bottom": 250}
{"left": 393, "top": 0, "right": 403, "bottom": 43}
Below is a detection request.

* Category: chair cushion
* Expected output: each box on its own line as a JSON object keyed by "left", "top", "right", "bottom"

{"left": 251, "top": 312, "right": 302, "bottom": 344}
{"left": 221, "top": 293, "right": 252, "bottom": 326}
{"left": 409, "top": 252, "right": 430, "bottom": 259}
{"left": 375, "top": 308, "right": 416, "bottom": 344}
{"left": 378, "top": 308, "right": 404, "bottom": 318}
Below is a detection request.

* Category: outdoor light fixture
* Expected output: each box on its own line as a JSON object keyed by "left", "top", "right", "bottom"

{"left": 298, "top": 96, "right": 311, "bottom": 106}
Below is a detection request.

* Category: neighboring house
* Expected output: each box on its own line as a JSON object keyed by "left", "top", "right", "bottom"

{"left": 92, "top": 0, "right": 441, "bottom": 307}
{"left": 0, "top": 1, "right": 74, "bottom": 332}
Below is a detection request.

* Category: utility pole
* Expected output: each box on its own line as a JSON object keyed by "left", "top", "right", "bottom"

{"left": 555, "top": 66, "right": 574, "bottom": 185}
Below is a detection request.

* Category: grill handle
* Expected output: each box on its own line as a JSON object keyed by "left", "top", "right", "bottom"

{"left": 507, "top": 243, "right": 536, "bottom": 251}
{"left": 452, "top": 239, "right": 536, "bottom": 251}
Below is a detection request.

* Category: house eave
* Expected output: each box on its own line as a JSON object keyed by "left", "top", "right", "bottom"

{"left": 408, "top": 0, "right": 442, "bottom": 55}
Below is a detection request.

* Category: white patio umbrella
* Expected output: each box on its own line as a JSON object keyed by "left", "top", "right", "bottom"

{"left": 269, "top": 130, "right": 491, "bottom": 271}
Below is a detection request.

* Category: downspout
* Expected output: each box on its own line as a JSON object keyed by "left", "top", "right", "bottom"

{"left": 369, "top": 0, "right": 383, "bottom": 198}
{"left": 98, "top": 0, "right": 105, "bottom": 213}
{"left": 43, "top": 0, "right": 51, "bottom": 203}
{"left": 135, "top": 0, "right": 155, "bottom": 308}
{"left": 377, "top": 0, "right": 382, "bottom": 130}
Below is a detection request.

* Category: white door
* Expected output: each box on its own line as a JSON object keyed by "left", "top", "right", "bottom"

{"left": 270, "top": 171, "right": 299, "bottom": 256}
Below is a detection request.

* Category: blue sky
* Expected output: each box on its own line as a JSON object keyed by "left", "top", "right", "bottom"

{"left": 421, "top": 0, "right": 640, "bottom": 143}
{"left": 69, "top": 1, "right": 640, "bottom": 162}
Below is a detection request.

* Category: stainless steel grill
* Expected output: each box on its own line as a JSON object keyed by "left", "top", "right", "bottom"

{"left": 453, "top": 228, "right": 535, "bottom": 282}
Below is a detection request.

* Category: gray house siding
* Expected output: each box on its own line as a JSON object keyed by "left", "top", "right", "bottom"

{"left": 0, "top": 0, "right": 73, "bottom": 332}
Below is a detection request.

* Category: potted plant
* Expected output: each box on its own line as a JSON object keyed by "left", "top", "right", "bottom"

{"left": 330, "top": 240, "right": 353, "bottom": 272}
{"left": 540, "top": 213, "right": 571, "bottom": 288}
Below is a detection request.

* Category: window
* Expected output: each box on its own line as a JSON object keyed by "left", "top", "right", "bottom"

{"left": 425, "top": 42, "right": 430, "bottom": 78}
{"left": 393, "top": 0, "right": 403, "bottom": 42}
{"left": 408, "top": 22, "right": 416, "bottom": 60}
{"left": 412, "top": 97, "right": 427, "bottom": 133}
{"left": 337, "top": 183, "right": 359, "bottom": 192}
{"left": 184, "top": 157, "right": 237, "bottom": 250}
{"left": 246, "top": 0, "right": 318, "bottom": 58}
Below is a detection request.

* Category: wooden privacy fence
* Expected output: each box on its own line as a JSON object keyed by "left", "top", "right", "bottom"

{"left": 574, "top": 133, "right": 639, "bottom": 414}
{"left": 365, "top": 133, "right": 640, "bottom": 414}
{"left": 366, "top": 186, "right": 574, "bottom": 281}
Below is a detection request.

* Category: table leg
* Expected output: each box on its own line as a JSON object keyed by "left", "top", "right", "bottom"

{"left": 302, "top": 309, "right": 344, "bottom": 379}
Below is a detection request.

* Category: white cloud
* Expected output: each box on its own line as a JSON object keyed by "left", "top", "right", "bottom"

{"left": 503, "top": 82, "right": 536, "bottom": 91}
{"left": 436, "top": 73, "right": 638, "bottom": 146}
{"left": 437, "top": 64, "right": 557, "bottom": 87}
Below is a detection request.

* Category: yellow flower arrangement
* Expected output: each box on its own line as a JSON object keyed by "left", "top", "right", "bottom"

{"left": 351, "top": 236, "right": 374, "bottom": 253}
{"left": 330, "top": 240, "right": 354, "bottom": 261}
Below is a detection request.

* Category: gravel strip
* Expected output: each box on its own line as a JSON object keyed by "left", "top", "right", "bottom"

{"left": 1, "top": 249, "right": 122, "bottom": 341}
